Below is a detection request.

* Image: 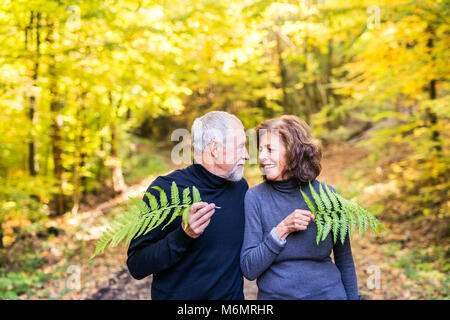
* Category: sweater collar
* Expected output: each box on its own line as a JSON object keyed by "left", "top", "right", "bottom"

{"left": 189, "top": 163, "right": 229, "bottom": 188}
{"left": 267, "top": 176, "right": 303, "bottom": 193}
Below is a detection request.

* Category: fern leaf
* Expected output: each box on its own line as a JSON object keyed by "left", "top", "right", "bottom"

{"left": 321, "top": 213, "right": 332, "bottom": 241}
{"left": 154, "top": 207, "right": 172, "bottom": 230}
{"left": 339, "top": 210, "right": 348, "bottom": 245}
{"left": 331, "top": 211, "right": 339, "bottom": 244}
{"left": 182, "top": 187, "right": 191, "bottom": 205}
{"left": 347, "top": 210, "right": 356, "bottom": 237}
{"left": 126, "top": 216, "right": 143, "bottom": 244}
{"left": 162, "top": 206, "right": 182, "bottom": 230}
{"left": 90, "top": 204, "right": 142, "bottom": 259}
{"left": 320, "top": 184, "right": 332, "bottom": 212}
{"left": 356, "top": 209, "right": 364, "bottom": 237}
{"left": 134, "top": 211, "right": 154, "bottom": 238}
{"left": 182, "top": 205, "right": 191, "bottom": 230}
{"left": 192, "top": 186, "right": 201, "bottom": 203}
{"left": 143, "top": 192, "right": 159, "bottom": 211}
{"left": 151, "top": 186, "right": 168, "bottom": 207}
{"left": 300, "top": 189, "right": 317, "bottom": 216}
{"left": 315, "top": 214, "right": 323, "bottom": 245}
{"left": 130, "top": 197, "right": 151, "bottom": 215}
{"left": 171, "top": 181, "right": 180, "bottom": 205}
{"left": 309, "top": 182, "right": 325, "bottom": 212}
{"left": 300, "top": 183, "right": 383, "bottom": 246}
{"left": 367, "top": 212, "right": 381, "bottom": 234}
{"left": 143, "top": 209, "right": 163, "bottom": 236}
{"left": 324, "top": 184, "right": 340, "bottom": 211}
{"left": 361, "top": 208, "right": 369, "bottom": 234}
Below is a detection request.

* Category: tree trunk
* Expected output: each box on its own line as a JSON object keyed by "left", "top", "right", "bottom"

{"left": 0, "top": 226, "right": 3, "bottom": 248}
{"left": 302, "top": 33, "right": 312, "bottom": 124}
{"left": 275, "top": 31, "right": 290, "bottom": 114}
{"left": 72, "top": 91, "right": 86, "bottom": 215}
{"left": 27, "top": 11, "right": 40, "bottom": 176}
{"left": 108, "top": 92, "right": 126, "bottom": 194}
{"left": 47, "top": 17, "right": 65, "bottom": 216}
{"left": 425, "top": 24, "right": 441, "bottom": 152}
{"left": 325, "top": 37, "right": 333, "bottom": 104}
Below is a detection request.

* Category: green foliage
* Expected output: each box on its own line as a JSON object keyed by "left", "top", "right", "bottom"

{"left": 300, "top": 182, "right": 382, "bottom": 245}
{"left": 0, "top": 269, "right": 50, "bottom": 300}
{"left": 90, "top": 181, "right": 201, "bottom": 259}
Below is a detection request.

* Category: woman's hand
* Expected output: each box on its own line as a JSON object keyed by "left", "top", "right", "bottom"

{"left": 275, "top": 209, "right": 315, "bottom": 240}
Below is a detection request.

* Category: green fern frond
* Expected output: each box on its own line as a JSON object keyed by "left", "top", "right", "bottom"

{"left": 309, "top": 182, "right": 325, "bottom": 212}
{"left": 321, "top": 213, "right": 332, "bottom": 241}
{"left": 339, "top": 210, "right": 348, "bottom": 245}
{"left": 182, "top": 187, "right": 192, "bottom": 229}
{"left": 171, "top": 181, "right": 180, "bottom": 206}
{"left": 192, "top": 186, "right": 201, "bottom": 203}
{"left": 143, "top": 192, "right": 159, "bottom": 211}
{"left": 90, "top": 182, "right": 203, "bottom": 259}
{"left": 315, "top": 214, "right": 323, "bottom": 245}
{"left": 331, "top": 211, "right": 339, "bottom": 244}
{"left": 347, "top": 210, "right": 356, "bottom": 237}
{"left": 319, "top": 184, "right": 332, "bottom": 212}
{"left": 300, "top": 189, "right": 317, "bottom": 216}
{"left": 152, "top": 186, "right": 168, "bottom": 207}
{"left": 299, "top": 182, "right": 382, "bottom": 246}
{"left": 324, "top": 184, "right": 339, "bottom": 211}
{"left": 162, "top": 206, "right": 182, "bottom": 230}
{"left": 182, "top": 187, "right": 192, "bottom": 205}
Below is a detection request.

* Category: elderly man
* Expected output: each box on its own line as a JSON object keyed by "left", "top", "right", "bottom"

{"left": 127, "top": 111, "right": 250, "bottom": 299}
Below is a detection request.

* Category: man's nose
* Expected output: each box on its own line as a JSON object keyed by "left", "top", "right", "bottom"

{"left": 243, "top": 147, "right": 250, "bottom": 160}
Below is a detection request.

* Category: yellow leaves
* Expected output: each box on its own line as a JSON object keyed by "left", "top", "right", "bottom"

{"left": 1, "top": 213, "right": 32, "bottom": 247}
{"left": 363, "top": 181, "right": 399, "bottom": 198}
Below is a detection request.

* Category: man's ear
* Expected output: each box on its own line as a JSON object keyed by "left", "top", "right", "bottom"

{"left": 211, "top": 141, "right": 218, "bottom": 158}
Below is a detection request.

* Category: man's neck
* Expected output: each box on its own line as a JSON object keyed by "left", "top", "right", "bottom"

{"left": 194, "top": 157, "right": 228, "bottom": 179}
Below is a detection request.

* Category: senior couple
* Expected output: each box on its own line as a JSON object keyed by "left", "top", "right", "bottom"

{"left": 126, "top": 111, "right": 360, "bottom": 300}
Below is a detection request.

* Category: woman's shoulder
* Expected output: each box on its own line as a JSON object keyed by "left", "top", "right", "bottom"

{"left": 245, "top": 181, "right": 270, "bottom": 201}
{"left": 308, "top": 179, "right": 339, "bottom": 194}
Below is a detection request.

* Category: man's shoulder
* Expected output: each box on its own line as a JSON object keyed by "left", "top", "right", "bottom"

{"left": 235, "top": 177, "right": 249, "bottom": 191}
{"left": 147, "top": 166, "right": 193, "bottom": 192}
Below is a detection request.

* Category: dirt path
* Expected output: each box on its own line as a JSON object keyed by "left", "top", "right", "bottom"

{"left": 30, "top": 141, "right": 414, "bottom": 300}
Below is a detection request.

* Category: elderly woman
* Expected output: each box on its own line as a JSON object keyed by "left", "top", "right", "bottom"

{"left": 240, "top": 115, "right": 360, "bottom": 300}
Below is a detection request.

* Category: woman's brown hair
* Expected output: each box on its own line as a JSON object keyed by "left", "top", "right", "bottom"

{"left": 256, "top": 115, "right": 322, "bottom": 183}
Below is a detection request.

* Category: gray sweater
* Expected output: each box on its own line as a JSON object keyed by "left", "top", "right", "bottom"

{"left": 240, "top": 178, "right": 360, "bottom": 300}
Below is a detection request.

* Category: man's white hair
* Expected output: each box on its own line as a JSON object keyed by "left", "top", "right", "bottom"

{"left": 191, "top": 111, "right": 243, "bottom": 155}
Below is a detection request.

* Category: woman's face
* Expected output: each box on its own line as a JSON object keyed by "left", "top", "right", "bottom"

{"left": 258, "top": 131, "right": 288, "bottom": 181}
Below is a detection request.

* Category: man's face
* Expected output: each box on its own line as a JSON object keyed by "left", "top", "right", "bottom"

{"left": 215, "top": 121, "right": 249, "bottom": 181}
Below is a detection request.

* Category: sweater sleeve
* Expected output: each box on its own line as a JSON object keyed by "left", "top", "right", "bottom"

{"left": 240, "top": 190, "right": 286, "bottom": 281}
{"left": 333, "top": 233, "right": 360, "bottom": 300}
{"left": 327, "top": 183, "right": 360, "bottom": 299}
{"left": 126, "top": 178, "right": 195, "bottom": 280}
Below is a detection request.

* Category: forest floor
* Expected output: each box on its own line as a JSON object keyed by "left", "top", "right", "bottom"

{"left": 17, "top": 140, "right": 448, "bottom": 300}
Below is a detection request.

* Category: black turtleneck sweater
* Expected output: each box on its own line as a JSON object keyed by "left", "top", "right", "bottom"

{"left": 126, "top": 163, "right": 248, "bottom": 300}
{"left": 240, "top": 178, "right": 360, "bottom": 300}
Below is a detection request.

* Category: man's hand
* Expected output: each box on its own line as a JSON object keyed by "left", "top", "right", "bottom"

{"left": 275, "top": 209, "right": 315, "bottom": 240}
{"left": 183, "top": 202, "right": 216, "bottom": 239}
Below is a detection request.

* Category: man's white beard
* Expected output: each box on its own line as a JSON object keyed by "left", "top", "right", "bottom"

{"left": 225, "top": 161, "right": 245, "bottom": 182}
